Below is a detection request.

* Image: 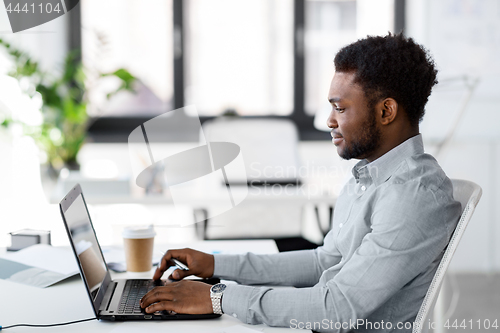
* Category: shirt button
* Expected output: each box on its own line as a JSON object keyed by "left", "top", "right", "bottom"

{"left": 361, "top": 185, "right": 366, "bottom": 191}
{"left": 232, "top": 313, "right": 238, "bottom": 318}
{"left": 339, "top": 223, "right": 343, "bottom": 228}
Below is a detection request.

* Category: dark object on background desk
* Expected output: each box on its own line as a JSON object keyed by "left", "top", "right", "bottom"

{"left": 7, "top": 229, "right": 51, "bottom": 251}
{"left": 275, "top": 237, "right": 319, "bottom": 252}
{"left": 107, "top": 262, "right": 127, "bottom": 273}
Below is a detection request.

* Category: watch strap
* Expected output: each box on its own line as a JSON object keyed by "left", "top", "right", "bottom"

{"left": 211, "top": 293, "right": 223, "bottom": 314}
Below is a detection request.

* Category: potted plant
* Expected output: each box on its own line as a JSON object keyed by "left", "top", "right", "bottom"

{"left": 0, "top": 39, "right": 136, "bottom": 172}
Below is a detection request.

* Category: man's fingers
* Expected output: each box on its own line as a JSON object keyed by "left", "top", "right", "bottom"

{"left": 168, "top": 249, "right": 190, "bottom": 267}
{"left": 154, "top": 249, "right": 190, "bottom": 280}
{"left": 155, "top": 252, "right": 173, "bottom": 279}
{"left": 141, "top": 286, "right": 174, "bottom": 308}
{"left": 171, "top": 268, "right": 190, "bottom": 280}
{"left": 145, "top": 301, "right": 173, "bottom": 313}
{"left": 153, "top": 267, "right": 164, "bottom": 281}
{"left": 140, "top": 280, "right": 212, "bottom": 315}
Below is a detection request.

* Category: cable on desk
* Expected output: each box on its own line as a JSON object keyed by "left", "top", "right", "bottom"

{"left": 0, "top": 317, "right": 96, "bottom": 330}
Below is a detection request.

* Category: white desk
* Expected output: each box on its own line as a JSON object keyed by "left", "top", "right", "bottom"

{"left": 0, "top": 241, "right": 310, "bottom": 333}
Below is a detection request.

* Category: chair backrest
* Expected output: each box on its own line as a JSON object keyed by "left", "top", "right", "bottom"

{"left": 201, "top": 117, "right": 301, "bottom": 184}
{"left": 413, "top": 179, "right": 482, "bottom": 333}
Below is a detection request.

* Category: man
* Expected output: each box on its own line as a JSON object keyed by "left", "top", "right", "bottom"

{"left": 140, "top": 34, "right": 461, "bottom": 332}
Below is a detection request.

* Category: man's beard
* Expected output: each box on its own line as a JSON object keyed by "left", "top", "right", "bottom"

{"left": 339, "top": 110, "right": 381, "bottom": 160}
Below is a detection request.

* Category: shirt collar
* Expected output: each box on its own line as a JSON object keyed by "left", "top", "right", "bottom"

{"left": 352, "top": 134, "right": 424, "bottom": 187}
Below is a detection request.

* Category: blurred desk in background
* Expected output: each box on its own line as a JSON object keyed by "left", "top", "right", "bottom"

{"left": 48, "top": 170, "right": 335, "bottom": 244}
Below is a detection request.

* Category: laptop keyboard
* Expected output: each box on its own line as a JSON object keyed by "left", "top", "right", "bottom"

{"left": 118, "top": 280, "right": 157, "bottom": 314}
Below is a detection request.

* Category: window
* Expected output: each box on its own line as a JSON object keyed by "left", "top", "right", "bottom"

{"left": 305, "top": 0, "right": 395, "bottom": 116}
{"left": 184, "top": 0, "right": 294, "bottom": 116}
{"left": 81, "top": 0, "right": 174, "bottom": 117}
{"left": 79, "top": 0, "right": 400, "bottom": 140}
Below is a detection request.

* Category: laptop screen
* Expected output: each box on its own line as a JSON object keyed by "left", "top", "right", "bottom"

{"left": 63, "top": 193, "right": 108, "bottom": 300}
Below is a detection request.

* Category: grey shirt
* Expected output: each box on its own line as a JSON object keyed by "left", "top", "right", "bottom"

{"left": 213, "top": 134, "right": 461, "bottom": 333}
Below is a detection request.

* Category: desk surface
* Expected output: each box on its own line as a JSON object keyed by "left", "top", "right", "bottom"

{"left": 1, "top": 241, "right": 310, "bottom": 333}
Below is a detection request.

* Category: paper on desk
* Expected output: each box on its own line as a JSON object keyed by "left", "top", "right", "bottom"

{"left": 0, "top": 244, "right": 79, "bottom": 288}
{"left": 3, "top": 244, "right": 78, "bottom": 275}
{"left": 109, "top": 322, "right": 263, "bottom": 333}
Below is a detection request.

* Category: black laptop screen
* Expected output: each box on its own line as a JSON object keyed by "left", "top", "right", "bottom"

{"left": 64, "top": 194, "right": 107, "bottom": 299}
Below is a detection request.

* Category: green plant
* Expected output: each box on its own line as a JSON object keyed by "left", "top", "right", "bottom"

{"left": 0, "top": 39, "right": 136, "bottom": 169}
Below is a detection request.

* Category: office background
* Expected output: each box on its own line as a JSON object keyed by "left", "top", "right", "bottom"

{"left": 0, "top": 0, "right": 499, "bottom": 330}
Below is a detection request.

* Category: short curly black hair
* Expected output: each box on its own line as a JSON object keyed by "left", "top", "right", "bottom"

{"left": 334, "top": 33, "right": 438, "bottom": 127}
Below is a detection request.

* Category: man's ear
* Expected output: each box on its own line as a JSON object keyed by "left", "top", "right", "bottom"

{"left": 379, "top": 98, "right": 398, "bottom": 125}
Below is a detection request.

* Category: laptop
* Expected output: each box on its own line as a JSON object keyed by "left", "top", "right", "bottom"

{"left": 59, "top": 183, "right": 221, "bottom": 321}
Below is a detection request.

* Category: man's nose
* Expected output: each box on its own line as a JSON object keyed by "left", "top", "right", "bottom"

{"left": 327, "top": 109, "right": 337, "bottom": 129}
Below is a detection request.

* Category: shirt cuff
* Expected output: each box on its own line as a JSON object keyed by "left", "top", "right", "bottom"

{"left": 213, "top": 254, "right": 240, "bottom": 278}
{"left": 221, "top": 283, "right": 255, "bottom": 321}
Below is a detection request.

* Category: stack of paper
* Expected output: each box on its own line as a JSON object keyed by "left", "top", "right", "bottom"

{"left": 0, "top": 244, "right": 78, "bottom": 288}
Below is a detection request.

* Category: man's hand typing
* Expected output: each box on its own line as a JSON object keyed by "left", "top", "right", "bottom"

{"left": 140, "top": 248, "right": 216, "bottom": 314}
{"left": 140, "top": 280, "right": 213, "bottom": 314}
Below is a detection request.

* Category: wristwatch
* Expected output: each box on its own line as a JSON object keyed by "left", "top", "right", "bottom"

{"left": 210, "top": 283, "right": 226, "bottom": 315}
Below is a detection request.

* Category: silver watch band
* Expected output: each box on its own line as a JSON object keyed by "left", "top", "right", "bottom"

{"left": 211, "top": 294, "right": 223, "bottom": 314}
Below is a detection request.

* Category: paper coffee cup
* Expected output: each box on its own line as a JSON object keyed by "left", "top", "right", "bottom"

{"left": 122, "top": 225, "right": 156, "bottom": 272}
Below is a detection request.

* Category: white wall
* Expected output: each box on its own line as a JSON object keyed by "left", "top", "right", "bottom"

{"left": 405, "top": 0, "right": 500, "bottom": 273}
{"left": 438, "top": 140, "right": 500, "bottom": 272}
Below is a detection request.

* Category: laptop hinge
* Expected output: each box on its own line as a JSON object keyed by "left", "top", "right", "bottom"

{"left": 100, "top": 282, "right": 118, "bottom": 312}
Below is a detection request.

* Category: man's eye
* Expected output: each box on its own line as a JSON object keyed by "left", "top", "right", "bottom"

{"left": 335, "top": 108, "right": 345, "bottom": 113}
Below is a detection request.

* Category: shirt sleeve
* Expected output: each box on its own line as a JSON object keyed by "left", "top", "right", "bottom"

{"left": 213, "top": 244, "right": 342, "bottom": 287}
{"left": 218, "top": 182, "right": 461, "bottom": 332}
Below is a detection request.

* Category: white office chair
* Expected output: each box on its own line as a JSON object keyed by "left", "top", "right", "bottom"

{"left": 413, "top": 179, "right": 482, "bottom": 333}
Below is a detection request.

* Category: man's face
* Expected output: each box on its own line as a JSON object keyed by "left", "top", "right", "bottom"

{"left": 327, "top": 72, "right": 381, "bottom": 161}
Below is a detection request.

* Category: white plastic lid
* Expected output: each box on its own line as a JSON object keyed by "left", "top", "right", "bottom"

{"left": 75, "top": 240, "right": 92, "bottom": 255}
{"left": 122, "top": 225, "right": 156, "bottom": 239}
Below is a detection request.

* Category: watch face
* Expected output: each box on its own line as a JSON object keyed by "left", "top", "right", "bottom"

{"left": 211, "top": 283, "right": 226, "bottom": 293}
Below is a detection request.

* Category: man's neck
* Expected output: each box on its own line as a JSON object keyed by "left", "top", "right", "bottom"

{"left": 365, "top": 128, "right": 420, "bottom": 163}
